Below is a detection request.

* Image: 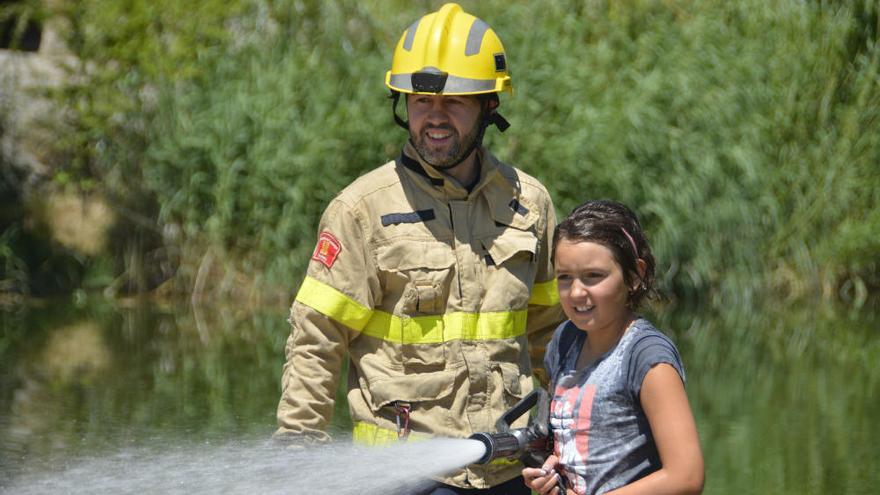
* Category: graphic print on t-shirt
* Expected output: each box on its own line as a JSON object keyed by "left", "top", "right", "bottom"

{"left": 552, "top": 379, "right": 596, "bottom": 494}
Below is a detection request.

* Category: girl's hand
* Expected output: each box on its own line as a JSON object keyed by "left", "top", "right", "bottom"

{"left": 522, "top": 455, "right": 564, "bottom": 495}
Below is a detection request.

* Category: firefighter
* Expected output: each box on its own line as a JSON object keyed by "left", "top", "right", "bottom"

{"left": 275, "top": 3, "right": 563, "bottom": 493}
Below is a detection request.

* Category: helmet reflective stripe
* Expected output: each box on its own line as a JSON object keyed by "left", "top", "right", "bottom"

{"left": 403, "top": 17, "right": 488, "bottom": 57}
{"left": 387, "top": 72, "right": 500, "bottom": 95}
{"left": 402, "top": 19, "right": 420, "bottom": 51}
{"left": 465, "top": 19, "right": 490, "bottom": 56}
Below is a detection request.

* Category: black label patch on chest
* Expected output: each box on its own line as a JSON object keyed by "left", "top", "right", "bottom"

{"left": 381, "top": 209, "right": 436, "bottom": 226}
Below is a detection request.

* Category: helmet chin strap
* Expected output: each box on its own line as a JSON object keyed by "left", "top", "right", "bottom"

{"left": 391, "top": 91, "right": 409, "bottom": 130}
{"left": 486, "top": 110, "right": 510, "bottom": 132}
{"left": 390, "top": 91, "right": 510, "bottom": 170}
{"left": 482, "top": 93, "right": 511, "bottom": 132}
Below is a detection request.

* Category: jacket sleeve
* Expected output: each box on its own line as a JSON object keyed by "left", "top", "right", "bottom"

{"left": 525, "top": 194, "right": 564, "bottom": 387}
{"left": 275, "top": 197, "right": 378, "bottom": 441}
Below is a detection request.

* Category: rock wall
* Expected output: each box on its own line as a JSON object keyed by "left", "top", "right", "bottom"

{"left": 1, "top": 18, "right": 68, "bottom": 192}
{"left": 2, "top": 18, "right": 117, "bottom": 275}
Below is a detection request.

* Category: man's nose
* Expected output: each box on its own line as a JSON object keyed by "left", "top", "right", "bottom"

{"left": 426, "top": 98, "right": 450, "bottom": 123}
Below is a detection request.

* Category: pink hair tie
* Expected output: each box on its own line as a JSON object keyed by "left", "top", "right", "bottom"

{"left": 621, "top": 227, "right": 638, "bottom": 258}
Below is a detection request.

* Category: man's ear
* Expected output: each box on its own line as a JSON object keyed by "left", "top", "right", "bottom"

{"left": 479, "top": 94, "right": 499, "bottom": 114}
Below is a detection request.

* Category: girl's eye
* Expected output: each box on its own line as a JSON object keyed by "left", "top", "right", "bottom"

{"left": 580, "top": 272, "right": 605, "bottom": 284}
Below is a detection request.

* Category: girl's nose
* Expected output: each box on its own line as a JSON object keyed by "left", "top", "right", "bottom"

{"left": 569, "top": 278, "right": 589, "bottom": 298}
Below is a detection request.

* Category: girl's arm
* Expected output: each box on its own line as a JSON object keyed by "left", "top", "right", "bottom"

{"left": 607, "top": 363, "right": 705, "bottom": 495}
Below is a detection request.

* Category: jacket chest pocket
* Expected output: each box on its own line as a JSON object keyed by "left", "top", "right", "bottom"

{"left": 480, "top": 227, "right": 538, "bottom": 309}
{"left": 377, "top": 240, "right": 455, "bottom": 314}
{"left": 376, "top": 241, "right": 456, "bottom": 369}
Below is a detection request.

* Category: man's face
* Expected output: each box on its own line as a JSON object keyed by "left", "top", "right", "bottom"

{"left": 406, "top": 94, "right": 484, "bottom": 169}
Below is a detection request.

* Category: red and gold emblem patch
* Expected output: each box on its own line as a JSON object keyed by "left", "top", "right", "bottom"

{"left": 312, "top": 231, "right": 342, "bottom": 268}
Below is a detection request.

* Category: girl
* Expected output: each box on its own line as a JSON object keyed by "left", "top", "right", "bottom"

{"left": 523, "top": 200, "right": 704, "bottom": 495}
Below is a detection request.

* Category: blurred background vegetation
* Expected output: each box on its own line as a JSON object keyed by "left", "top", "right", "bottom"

{"left": 1, "top": 0, "right": 878, "bottom": 309}
{"left": 2, "top": 3, "right": 879, "bottom": 492}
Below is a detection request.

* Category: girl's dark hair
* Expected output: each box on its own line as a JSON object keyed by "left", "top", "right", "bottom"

{"left": 552, "top": 199, "right": 657, "bottom": 308}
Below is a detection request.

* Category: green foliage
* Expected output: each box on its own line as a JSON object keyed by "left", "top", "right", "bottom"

{"left": 490, "top": 0, "right": 880, "bottom": 305}
{"left": 0, "top": 227, "right": 28, "bottom": 296}
{"left": 44, "top": 0, "right": 249, "bottom": 191}
{"left": 144, "top": 0, "right": 395, "bottom": 287}
{"left": 30, "top": 0, "right": 880, "bottom": 304}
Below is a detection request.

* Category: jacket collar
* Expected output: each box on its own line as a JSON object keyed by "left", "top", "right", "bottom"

{"left": 399, "top": 141, "right": 505, "bottom": 199}
{"left": 396, "top": 142, "right": 537, "bottom": 230}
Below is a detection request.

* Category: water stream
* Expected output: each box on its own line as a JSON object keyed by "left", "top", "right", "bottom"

{"left": 2, "top": 437, "right": 487, "bottom": 495}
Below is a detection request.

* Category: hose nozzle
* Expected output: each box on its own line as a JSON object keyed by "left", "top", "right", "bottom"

{"left": 469, "top": 388, "right": 567, "bottom": 493}
{"left": 469, "top": 429, "right": 544, "bottom": 465}
{"left": 467, "top": 388, "right": 551, "bottom": 467}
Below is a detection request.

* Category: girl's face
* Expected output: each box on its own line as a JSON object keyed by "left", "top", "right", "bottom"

{"left": 555, "top": 239, "right": 633, "bottom": 335}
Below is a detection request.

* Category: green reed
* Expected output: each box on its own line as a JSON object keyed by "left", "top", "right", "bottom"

{"left": 4, "top": 0, "right": 878, "bottom": 306}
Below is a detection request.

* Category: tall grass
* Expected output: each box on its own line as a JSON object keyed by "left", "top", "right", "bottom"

{"left": 11, "top": 0, "right": 880, "bottom": 306}
{"left": 143, "top": 0, "right": 396, "bottom": 295}
{"left": 491, "top": 0, "right": 880, "bottom": 306}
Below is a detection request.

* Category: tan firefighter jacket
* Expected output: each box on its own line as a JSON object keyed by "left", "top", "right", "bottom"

{"left": 276, "top": 142, "right": 563, "bottom": 489}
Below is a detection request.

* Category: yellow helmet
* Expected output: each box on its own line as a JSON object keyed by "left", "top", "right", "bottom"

{"left": 385, "top": 3, "right": 512, "bottom": 95}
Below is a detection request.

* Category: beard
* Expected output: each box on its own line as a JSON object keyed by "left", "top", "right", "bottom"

{"left": 410, "top": 122, "right": 483, "bottom": 170}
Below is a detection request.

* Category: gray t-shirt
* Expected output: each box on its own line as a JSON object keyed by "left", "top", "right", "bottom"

{"left": 543, "top": 318, "right": 685, "bottom": 495}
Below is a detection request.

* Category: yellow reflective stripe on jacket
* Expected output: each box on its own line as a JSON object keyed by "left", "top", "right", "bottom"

{"left": 352, "top": 422, "right": 429, "bottom": 445}
{"left": 352, "top": 422, "right": 404, "bottom": 445}
{"left": 295, "top": 276, "right": 373, "bottom": 331}
{"left": 362, "top": 310, "right": 527, "bottom": 344}
{"left": 297, "top": 276, "right": 528, "bottom": 343}
{"left": 528, "top": 279, "right": 559, "bottom": 306}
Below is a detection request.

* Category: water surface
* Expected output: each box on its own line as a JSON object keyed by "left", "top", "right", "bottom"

{"left": 1, "top": 297, "right": 877, "bottom": 493}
